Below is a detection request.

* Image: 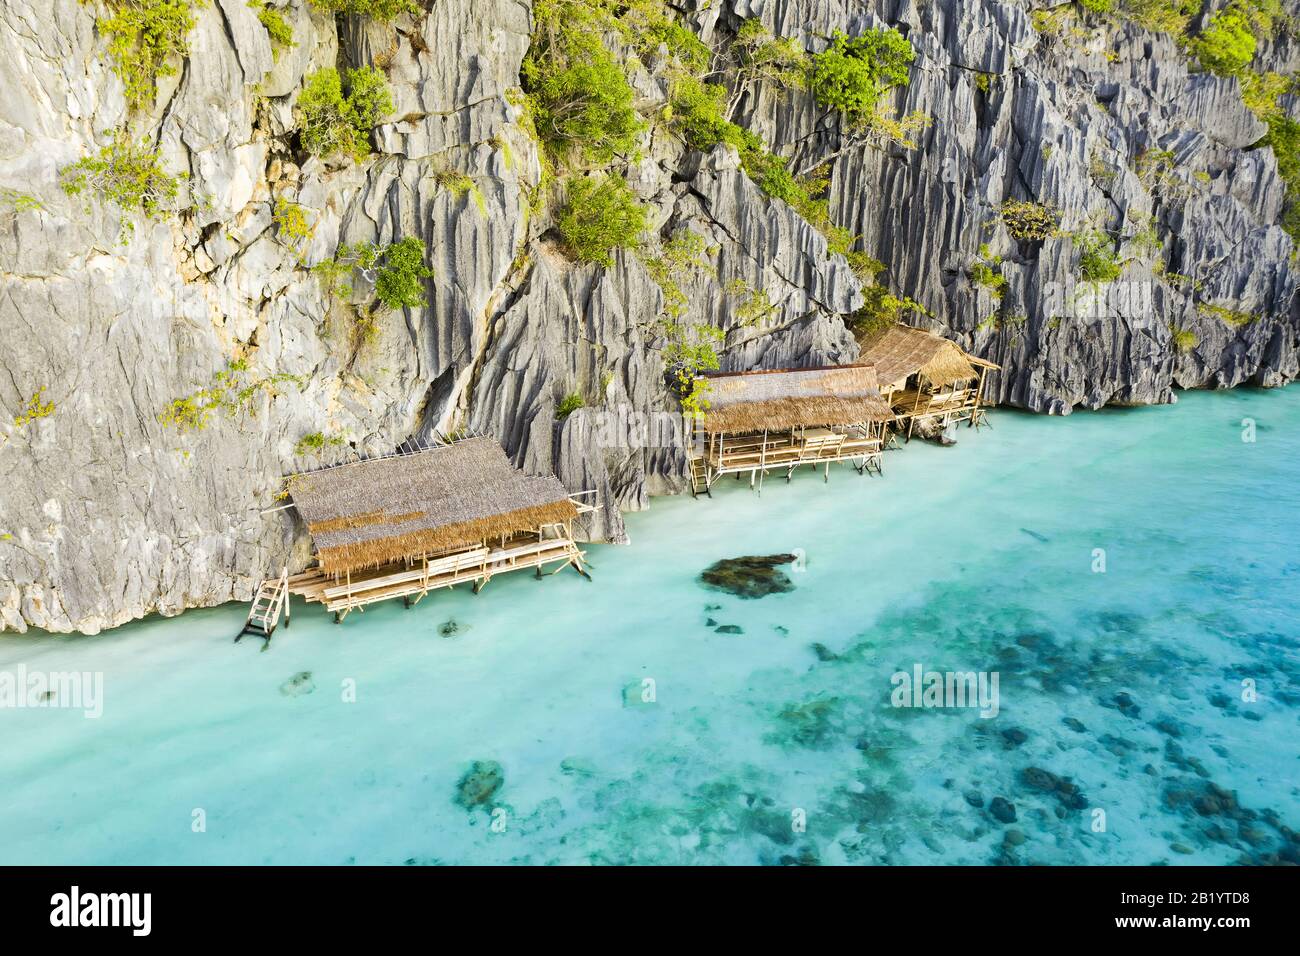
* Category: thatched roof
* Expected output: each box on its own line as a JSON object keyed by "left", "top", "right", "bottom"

{"left": 861, "top": 325, "right": 993, "bottom": 389}
{"left": 697, "top": 364, "right": 893, "bottom": 434}
{"left": 289, "top": 437, "right": 577, "bottom": 574}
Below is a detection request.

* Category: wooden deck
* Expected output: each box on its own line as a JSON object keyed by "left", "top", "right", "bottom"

{"left": 696, "top": 426, "right": 884, "bottom": 491}
{"left": 889, "top": 385, "right": 990, "bottom": 437}
{"left": 287, "top": 534, "right": 588, "bottom": 622}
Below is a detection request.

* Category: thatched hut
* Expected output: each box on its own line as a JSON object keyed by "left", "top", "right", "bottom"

{"left": 689, "top": 364, "right": 894, "bottom": 493}
{"left": 276, "top": 437, "right": 593, "bottom": 622}
{"left": 859, "top": 325, "right": 999, "bottom": 436}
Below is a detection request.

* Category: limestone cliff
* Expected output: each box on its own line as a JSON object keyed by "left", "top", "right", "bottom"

{"left": 1, "top": 0, "right": 1297, "bottom": 632}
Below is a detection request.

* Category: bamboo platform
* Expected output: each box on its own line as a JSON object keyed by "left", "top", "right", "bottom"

{"left": 889, "top": 384, "right": 989, "bottom": 438}
{"left": 287, "top": 534, "right": 589, "bottom": 622}
{"left": 697, "top": 426, "right": 884, "bottom": 492}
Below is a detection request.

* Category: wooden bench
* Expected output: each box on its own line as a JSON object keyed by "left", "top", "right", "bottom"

{"left": 320, "top": 546, "right": 491, "bottom": 600}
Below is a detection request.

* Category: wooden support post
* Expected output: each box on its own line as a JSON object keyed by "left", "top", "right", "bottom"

{"left": 971, "top": 366, "right": 988, "bottom": 428}
{"left": 282, "top": 565, "right": 290, "bottom": 629}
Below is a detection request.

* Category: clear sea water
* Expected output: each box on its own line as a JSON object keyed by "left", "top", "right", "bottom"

{"left": 2, "top": 388, "right": 1297, "bottom": 865}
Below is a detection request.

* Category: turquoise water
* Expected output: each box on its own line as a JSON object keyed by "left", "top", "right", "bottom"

{"left": 1, "top": 389, "right": 1298, "bottom": 865}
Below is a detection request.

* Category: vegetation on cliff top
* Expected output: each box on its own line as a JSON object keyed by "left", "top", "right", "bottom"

{"left": 89, "top": 0, "right": 205, "bottom": 110}
{"left": 522, "top": 0, "right": 645, "bottom": 167}
{"left": 308, "top": 0, "right": 419, "bottom": 20}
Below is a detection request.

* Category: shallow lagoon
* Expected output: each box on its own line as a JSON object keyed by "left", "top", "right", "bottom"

{"left": 2, "top": 389, "right": 1298, "bottom": 865}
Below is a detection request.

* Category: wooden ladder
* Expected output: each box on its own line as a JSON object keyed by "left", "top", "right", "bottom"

{"left": 236, "top": 566, "right": 290, "bottom": 645}
{"left": 688, "top": 454, "right": 711, "bottom": 498}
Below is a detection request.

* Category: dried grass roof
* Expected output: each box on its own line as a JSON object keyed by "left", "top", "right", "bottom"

{"left": 289, "top": 437, "right": 577, "bottom": 574}
{"left": 861, "top": 325, "right": 994, "bottom": 388}
{"left": 697, "top": 364, "right": 893, "bottom": 434}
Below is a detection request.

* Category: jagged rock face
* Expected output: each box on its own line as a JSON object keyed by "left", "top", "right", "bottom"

{"left": 738, "top": 0, "right": 1300, "bottom": 411}
{"left": 0, "top": 0, "right": 1296, "bottom": 632}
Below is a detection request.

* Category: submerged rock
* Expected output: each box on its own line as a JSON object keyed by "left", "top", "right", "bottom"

{"left": 1021, "top": 766, "right": 1089, "bottom": 811}
{"left": 454, "top": 760, "right": 504, "bottom": 810}
{"left": 768, "top": 696, "right": 842, "bottom": 750}
{"left": 1001, "top": 728, "right": 1029, "bottom": 748}
{"left": 437, "top": 619, "right": 467, "bottom": 638}
{"left": 1021, "top": 767, "right": 1062, "bottom": 792}
{"left": 699, "top": 555, "right": 798, "bottom": 599}
{"left": 279, "top": 671, "right": 315, "bottom": 697}
{"left": 989, "top": 797, "right": 1017, "bottom": 824}
{"left": 714, "top": 624, "right": 744, "bottom": 634}
{"left": 1111, "top": 692, "right": 1142, "bottom": 718}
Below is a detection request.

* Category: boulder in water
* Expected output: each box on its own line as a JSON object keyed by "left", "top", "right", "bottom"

{"left": 989, "top": 797, "right": 1017, "bottom": 823}
{"left": 700, "top": 554, "right": 798, "bottom": 599}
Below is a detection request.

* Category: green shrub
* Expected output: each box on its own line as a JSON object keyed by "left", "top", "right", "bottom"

{"left": 1118, "top": 0, "right": 1200, "bottom": 35}
{"left": 160, "top": 360, "right": 303, "bottom": 431}
{"left": 314, "top": 238, "right": 432, "bottom": 317}
{"left": 1259, "top": 111, "right": 1300, "bottom": 243}
{"left": 374, "top": 236, "right": 433, "bottom": 311}
{"left": 312, "top": 244, "right": 371, "bottom": 300}
{"left": 847, "top": 286, "right": 927, "bottom": 340}
{"left": 1076, "top": 229, "right": 1123, "bottom": 283}
{"left": 522, "top": 1, "right": 643, "bottom": 166}
{"left": 272, "top": 198, "right": 315, "bottom": 261}
{"left": 661, "top": 321, "right": 724, "bottom": 417}
{"left": 1000, "top": 199, "right": 1062, "bottom": 241}
{"left": 1169, "top": 323, "right": 1198, "bottom": 352}
{"left": 59, "top": 132, "right": 181, "bottom": 235}
{"left": 725, "top": 279, "right": 777, "bottom": 327}
{"left": 1191, "top": 5, "right": 1258, "bottom": 76}
{"left": 435, "top": 169, "right": 487, "bottom": 215}
{"left": 1127, "top": 212, "right": 1164, "bottom": 262}
{"left": 968, "top": 245, "right": 1007, "bottom": 300}
{"left": 810, "top": 28, "right": 915, "bottom": 118}
{"left": 808, "top": 28, "right": 925, "bottom": 145}
{"left": 728, "top": 18, "right": 808, "bottom": 105}
{"left": 94, "top": 0, "right": 204, "bottom": 109}
{"left": 1264, "top": 115, "right": 1300, "bottom": 195}
{"left": 307, "top": 0, "right": 418, "bottom": 19}
{"left": 644, "top": 19, "right": 713, "bottom": 72}
{"left": 557, "top": 174, "right": 647, "bottom": 266}
{"left": 555, "top": 392, "right": 585, "bottom": 418}
{"left": 1240, "top": 70, "right": 1291, "bottom": 119}
{"left": 294, "top": 431, "right": 344, "bottom": 456}
{"left": 666, "top": 73, "right": 742, "bottom": 153}
{"left": 644, "top": 230, "right": 714, "bottom": 317}
{"left": 249, "top": 2, "right": 294, "bottom": 60}
{"left": 1198, "top": 302, "right": 1258, "bottom": 327}
{"left": 297, "top": 67, "right": 393, "bottom": 162}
